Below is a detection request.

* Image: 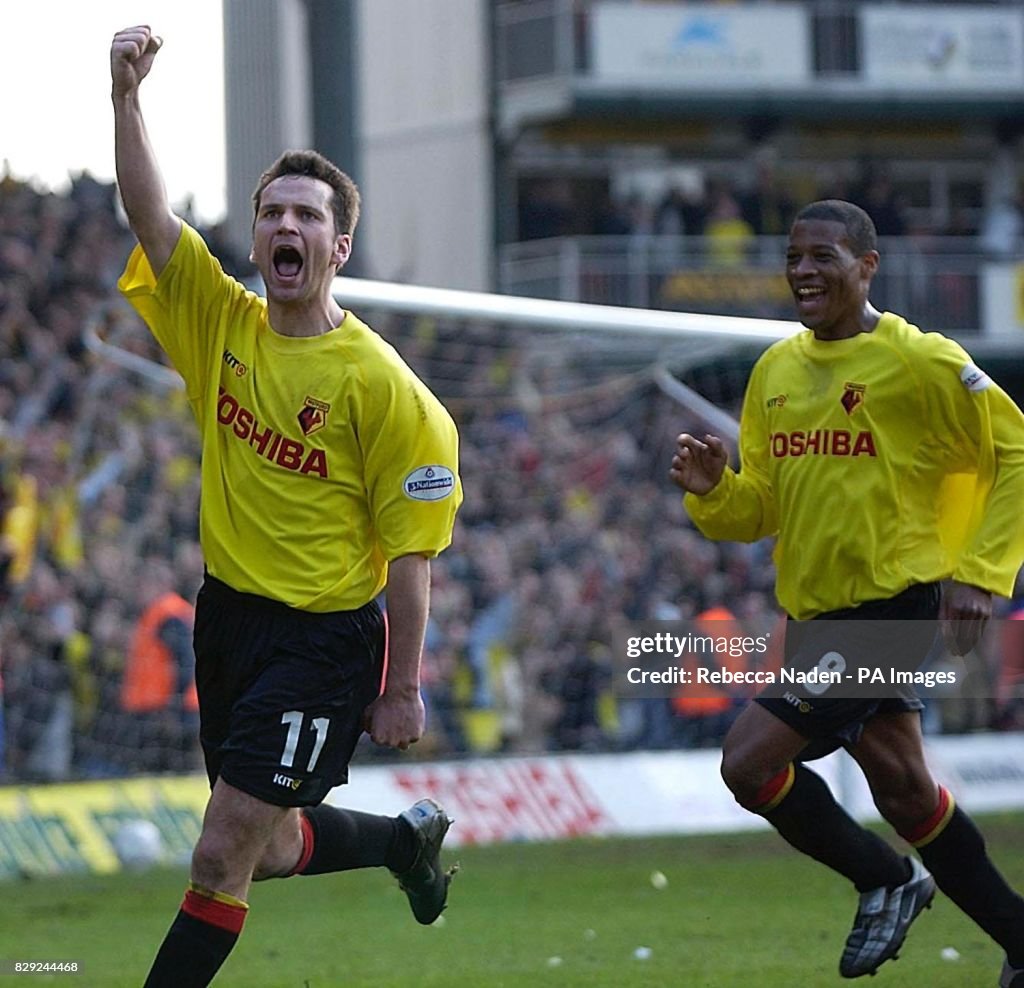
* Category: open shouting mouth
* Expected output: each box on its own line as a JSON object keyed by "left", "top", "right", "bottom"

{"left": 273, "top": 245, "right": 303, "bottom": 280}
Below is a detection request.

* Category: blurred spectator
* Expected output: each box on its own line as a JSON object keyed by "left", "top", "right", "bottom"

{"left": 740, "top": 158, "right": 796, "bottom": 236}
{"left": 994, "top": 576, "right": 1024, "bottom": 731}
{"left": 854, "top": 168, "right": 908, "bottom": 237}
{"left": 979, "top": 196, "right": 1024, "bottom": 259}
{"left": 542, "top": 640, "right": 611, "bottom": 752}
{"left": 417, "top": 559, "right": 472, "bottom": 754}
{"left": 118, "top": 559, "right": 199, "bottom": 773}
{"left": 655, "top": 184, "right": 707, "bottom": 237}
{"left": 200, "top": 219, "right": 256, "bottom": 281}
{"left": 518, "top": 178, "right": 574, "bottom": 240}
{"left": 8, "top": 562, "right": 82, "bottom": 781}
{"left": 704, "top": 184, "right": 756, "bottom": 267}
{"left": 0, "top": 475, "right": 16, "bottom": 605}
{"left": 592, "top": 190, "right": 632, "bottom": 235}
{"left": 671, "top": 603, "right": 745, "bottom": 748}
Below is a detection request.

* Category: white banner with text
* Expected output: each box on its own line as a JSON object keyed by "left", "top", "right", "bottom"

{"left": 337, "top": 733, "right": 1024, "bottom": 846}
{"left": 862, "top": 5, "right": 1024, "bottom": 91}
{"left": 591, "top": 1, "right": 811, "bottom": 89}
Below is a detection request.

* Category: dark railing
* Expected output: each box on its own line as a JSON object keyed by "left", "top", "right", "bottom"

{"left": 499, "top": 235, "right": 989, "bottom": 333}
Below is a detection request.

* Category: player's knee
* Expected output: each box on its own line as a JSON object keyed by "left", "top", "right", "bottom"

{"left": 872, "top": 772, "right": 936, "bottom": 830}
{"left": 191, "top": 827, "right": 252, "bottom": 889}
{"left": 720, "top": 751, "right": 765, "bottom": 810}
{"left": 251, "top": 812, "right": 304, "bottom": 882}
{"left": 251, "top": 857, "right": 283, "bottom": 882}
{"left": 251, "top": 845, "right": 296, "bottom": 881}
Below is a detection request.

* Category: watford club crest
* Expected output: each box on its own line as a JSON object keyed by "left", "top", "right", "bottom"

{"left": 840, "top": 382, "right": 866, "bottom": 415}
{"left": 298, "top": 396, "right": 330, "bottom": 436}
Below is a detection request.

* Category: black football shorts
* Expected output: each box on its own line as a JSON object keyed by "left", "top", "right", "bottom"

{"left": 756, "top": 582, "right": 940, "bottom": 755}
{"left": 193, "top": 574, "right": 386, "bottom": 807}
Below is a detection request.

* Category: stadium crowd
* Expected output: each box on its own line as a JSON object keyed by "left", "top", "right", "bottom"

{"left": 518, "top": 158, "right": 1023, "bottom": 253}
{"left": 0, "top": 169, "right": 1019, "bottom": 783}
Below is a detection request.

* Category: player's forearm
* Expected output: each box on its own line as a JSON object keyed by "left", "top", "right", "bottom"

{"left": 684, "top": 468, "right": 776, "bottom": 543}
{"left": 113, "top": 91, "right": 179, "bottom": 274}
{"left": 383, "top": 554, "right": 431, "bottom": 695}
{"left": 957, "top": 451, "right": 1024, "bottom": 596}
{"left": 955, "top": 388, "right": 1024, "bottom": 594}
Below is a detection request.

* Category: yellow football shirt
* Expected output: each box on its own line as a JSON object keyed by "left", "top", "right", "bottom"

{"left": 686, "top": 312, "right": 1024, "bottom": 619}
{"left": 119, "top": 223, "right": 462, "bottom": 611}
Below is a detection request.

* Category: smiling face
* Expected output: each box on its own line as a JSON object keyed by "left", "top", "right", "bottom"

{"left": 251, "top": 175, "right": 351, "bottom": 305}
{"left": 785, "top": 218, "right": 879, "bottom": 340}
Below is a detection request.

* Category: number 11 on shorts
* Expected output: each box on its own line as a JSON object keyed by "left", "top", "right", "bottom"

{"left": 280, "top": 710, "right": 330, "bottom": 771}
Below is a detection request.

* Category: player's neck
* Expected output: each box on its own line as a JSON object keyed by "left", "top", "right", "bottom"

{"left": 812, "top": 303, "right": 882, "bottom": 342}
{"left": 266, "top": 295, "right": 346, "bottom": 338}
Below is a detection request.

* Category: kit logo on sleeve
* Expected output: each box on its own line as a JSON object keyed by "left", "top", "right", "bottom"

{"left": 404, "top": 465, "right": 456, "bottom": 501}
{"left": 223, "top": 349, "right": 247, "bottom": 377}
{"left": 960, "top": 363, "right": 991, "bottom": 392}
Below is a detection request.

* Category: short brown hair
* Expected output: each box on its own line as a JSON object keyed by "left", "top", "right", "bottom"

{"left": 252, "top": 150, "right": 361, "bottom": 236}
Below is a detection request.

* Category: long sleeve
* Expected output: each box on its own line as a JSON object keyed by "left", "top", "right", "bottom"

{"left": 685, "top": 357, "right": 779, "bottom": 543}
{"left": 951, "top": 374, "right": 1024, "bottom": 595}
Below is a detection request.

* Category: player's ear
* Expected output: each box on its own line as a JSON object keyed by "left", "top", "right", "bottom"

{"left": 332, "top": 234, "right": 352, "bottom": 270}
{"left": 860, "top": 249, "right": 880, "bottom": 280}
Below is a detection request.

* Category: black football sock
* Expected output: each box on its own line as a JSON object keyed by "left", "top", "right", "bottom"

{"left": 297, "top": 805, "right": 417, "bottom": 876}
{"left": 905, "top": 788, "right": 1024, "bottom": 967}
{"left": 756, "top": 763, "right": 911, "bottom": 892}
{"left": 143, "top": 885, "right": 247, "bottom": 988}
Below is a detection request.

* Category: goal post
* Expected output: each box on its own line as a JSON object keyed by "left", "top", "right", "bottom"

{"left": 333, "top": 275, "right": 800, "bottom": 344}
{"left": 330, "top": 276, "right": 798, "bottom": 444}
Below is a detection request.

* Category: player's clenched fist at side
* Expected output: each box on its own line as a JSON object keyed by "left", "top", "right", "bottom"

{"left": 111, "top": 25, "right": 163, "bottom": 97}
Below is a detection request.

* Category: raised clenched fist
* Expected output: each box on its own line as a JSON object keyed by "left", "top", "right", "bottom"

{"left": 110, "top": 25, "right": 163, "bottom": 98}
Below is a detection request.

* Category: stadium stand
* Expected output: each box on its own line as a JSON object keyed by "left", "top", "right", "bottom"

{"left": 0, "top": 166, "right": 1020, "bottom": 783}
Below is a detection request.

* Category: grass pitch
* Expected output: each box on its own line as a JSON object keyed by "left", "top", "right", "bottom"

{"left": 4, "top": 814, "right": 1022, "bottom": 987}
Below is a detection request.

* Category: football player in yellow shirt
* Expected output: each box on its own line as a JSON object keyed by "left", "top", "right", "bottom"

{"left": 672, "top": 199, "right": 1024, "bottom": 986}
{"left": 112, "top": 26, "right": 462, "bottom": 988}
